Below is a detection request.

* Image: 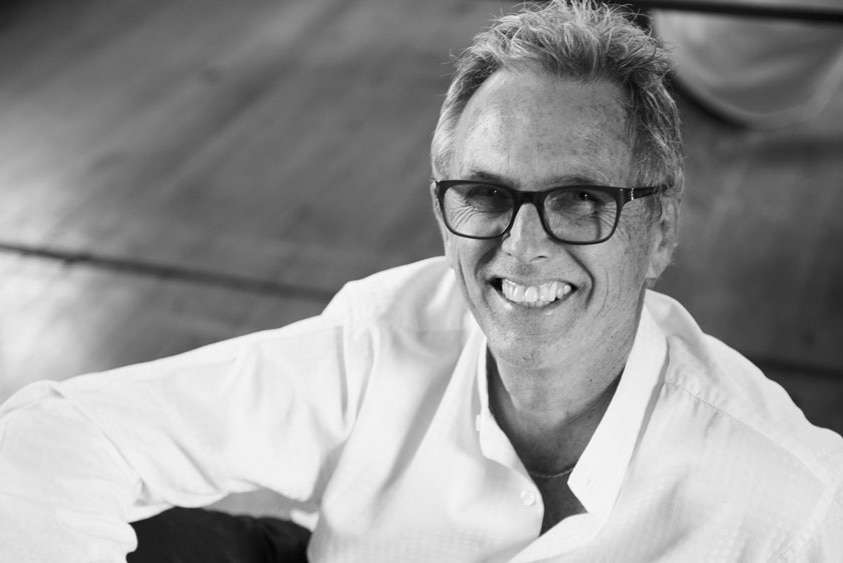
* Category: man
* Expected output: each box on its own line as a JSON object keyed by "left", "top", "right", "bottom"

{"left": 1, "top": 1, "right": 841, "bottom": 561}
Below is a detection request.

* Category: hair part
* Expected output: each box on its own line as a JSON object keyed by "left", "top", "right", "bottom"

{"left": 430, "top": 0, "right": 684, "bottom": 215}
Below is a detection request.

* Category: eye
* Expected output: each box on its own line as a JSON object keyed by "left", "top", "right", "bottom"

{"left": 466, "top": 184, "right": 505, "bottom": 199}
{"left": 545, "top": 187, "right": 615, "bottom": 218}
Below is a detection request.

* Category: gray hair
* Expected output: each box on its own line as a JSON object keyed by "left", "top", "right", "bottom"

{"left": 430, "top": 0, "right": 684, "bottom": 212}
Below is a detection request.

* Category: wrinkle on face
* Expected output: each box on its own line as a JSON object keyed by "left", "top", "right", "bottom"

{"left": 453, "top": 70, "right": 634, "bottom": 191}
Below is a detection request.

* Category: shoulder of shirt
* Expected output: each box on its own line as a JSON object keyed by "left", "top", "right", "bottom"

{"left": 644, "top": 290, "right": 843, "bottom": 491}
{"left": 320, "top": 256, "right": 471, "bottom": 333}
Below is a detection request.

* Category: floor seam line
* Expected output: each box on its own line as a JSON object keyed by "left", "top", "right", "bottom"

{"left": 0, "top": 241, "right": 334, "bottom": 304}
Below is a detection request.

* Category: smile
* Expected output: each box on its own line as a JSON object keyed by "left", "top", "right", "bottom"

{"left": 499, "top": 278, "right": 574, "bottom": 308}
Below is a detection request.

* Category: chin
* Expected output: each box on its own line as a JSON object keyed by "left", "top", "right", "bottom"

{"left": 486, "top": 333, "right": 566, "bottom": 374}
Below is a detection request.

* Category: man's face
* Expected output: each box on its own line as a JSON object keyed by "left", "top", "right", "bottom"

{"left": 434, "top": 70, "right": 675, "bottom": 378}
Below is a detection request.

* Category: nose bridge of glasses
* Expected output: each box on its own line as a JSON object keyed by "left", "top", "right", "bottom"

{"left": 509, "top": 193, "right": 551, "bottom": 239}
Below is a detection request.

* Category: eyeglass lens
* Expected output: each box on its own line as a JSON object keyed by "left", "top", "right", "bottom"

{"left": 441, "top": 183, "right": 618, "bottom": 243}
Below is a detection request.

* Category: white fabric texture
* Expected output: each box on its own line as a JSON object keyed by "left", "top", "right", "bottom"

{"left": 1, "top": 257, "right": 841, "bottom": 562}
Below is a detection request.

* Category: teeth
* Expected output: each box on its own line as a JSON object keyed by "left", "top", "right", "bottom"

{"left": 501, "top": 279, "right": 573, "bottom": 307}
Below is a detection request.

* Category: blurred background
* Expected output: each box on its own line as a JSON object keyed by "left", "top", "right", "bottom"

{"left": 0, "top": 0, "right": 841, "bottom": 450}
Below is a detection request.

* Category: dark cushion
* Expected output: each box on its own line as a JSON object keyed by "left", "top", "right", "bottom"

{"left": 128, "top": 507, "right": 311, "bottom": 563}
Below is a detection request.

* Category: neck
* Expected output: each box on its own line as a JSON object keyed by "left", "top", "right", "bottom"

{"left": 487, "top": 349, "right": 623, "bottom": 475}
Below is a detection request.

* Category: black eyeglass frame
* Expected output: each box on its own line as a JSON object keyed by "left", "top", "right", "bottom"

{"left": 434, "top": 180, "right": 665, "bottom": 245}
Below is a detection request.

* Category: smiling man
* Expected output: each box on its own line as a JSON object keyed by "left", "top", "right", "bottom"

{"left": 433, "top": 65, "right": 678, "bottom": 532}
{"left": 1, "top": 1, "right": 841, "bottom": 562}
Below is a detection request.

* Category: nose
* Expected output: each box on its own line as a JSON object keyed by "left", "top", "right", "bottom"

{"left": 500, "top": 203, "right": 553, "bottom": 261}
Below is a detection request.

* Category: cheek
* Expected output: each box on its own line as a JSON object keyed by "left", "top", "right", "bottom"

{"left": 442, "top": 237, "right": 496, "bottom": 293}
{"left": 441, "top": 232, "right": 468, "bottom": 276}
{"left": 437, "top": 218, "right": 459, "bottom": 272}
{"left": 442, "top": 232, "right": 466, "bottom": 275}
{"left": 587, "top": 223, "right": 654, "bottom": 305}
{"left": 593, "top": 254, "right": 641, "bottom": 301}
{"left": 614, "top": 212, "right": 657, "bottom": 272}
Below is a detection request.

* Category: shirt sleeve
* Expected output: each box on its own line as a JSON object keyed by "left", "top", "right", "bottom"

{"left": 0, "top": 312, "right": 369, "bottom": 562}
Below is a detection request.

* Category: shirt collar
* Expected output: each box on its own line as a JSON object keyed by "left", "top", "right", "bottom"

{"left": 568, "top": 300, "right": 668, "bottom": 518}
{"left": 473, "top": 298, "right": 668, "bottom": 517}
{"left": 474, "top": 326, "right": 527, "bottom": 470}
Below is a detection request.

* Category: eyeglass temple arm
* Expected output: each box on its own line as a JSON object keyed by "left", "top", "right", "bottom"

{"left": 623, "top": 185, "right": 664, "bottom": 203}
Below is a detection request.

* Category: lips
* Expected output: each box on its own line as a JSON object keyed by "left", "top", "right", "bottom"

{"left": 497, "top": 278, "right": 574, "bottom": 308}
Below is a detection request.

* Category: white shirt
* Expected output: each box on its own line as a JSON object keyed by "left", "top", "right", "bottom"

{"left": 1, "top": 257, "right": 841, "bottom": 562}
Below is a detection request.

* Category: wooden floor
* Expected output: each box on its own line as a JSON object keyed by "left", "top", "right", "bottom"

{"left": 1, "top": 0, "right": 841, "bottom": 442}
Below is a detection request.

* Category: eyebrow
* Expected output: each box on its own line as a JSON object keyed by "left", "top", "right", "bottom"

{"left": 461, "top": 168, "right": 604, "bottom": 188}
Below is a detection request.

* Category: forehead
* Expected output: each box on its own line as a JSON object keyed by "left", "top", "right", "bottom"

{"left": 451, "top": 70, "right": 633, "bottom": 187}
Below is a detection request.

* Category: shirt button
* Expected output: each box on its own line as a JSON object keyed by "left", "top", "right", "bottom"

{"left": 520, "top": 490, "right": 537, "bottom": 506}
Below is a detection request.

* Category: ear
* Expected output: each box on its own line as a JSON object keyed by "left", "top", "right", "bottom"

{"left": 646, "top": 197, "right": 680, "bottom": 284}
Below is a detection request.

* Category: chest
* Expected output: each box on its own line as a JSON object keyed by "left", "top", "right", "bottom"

{"left": 535, "top": 479, "right": 586, "bottom": 533}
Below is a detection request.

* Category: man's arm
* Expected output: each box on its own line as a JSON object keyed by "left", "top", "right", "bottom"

{"left": 0, "top": 386, "right": 143, "bottom": 561}
{"left": 0, "top": 315, "right": 363, "bottom": 562}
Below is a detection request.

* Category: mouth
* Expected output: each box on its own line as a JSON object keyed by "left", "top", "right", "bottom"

{"left": 491, "top": 277, "right": 576, "bottom": 309}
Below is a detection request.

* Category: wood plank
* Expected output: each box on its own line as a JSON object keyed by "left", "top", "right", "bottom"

{"left": 0, "top": 0, "right": 502, "bottom": 290}
{"left": 0, "top": 253, "right": 325, "bottom": 402}
{"left": 0, "top": 0, "right": 351, "bottom": 244}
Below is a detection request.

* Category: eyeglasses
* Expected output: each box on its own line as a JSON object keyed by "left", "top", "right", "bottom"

{"left": 434, "top": 180, "right": 664, "bottom": 245}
